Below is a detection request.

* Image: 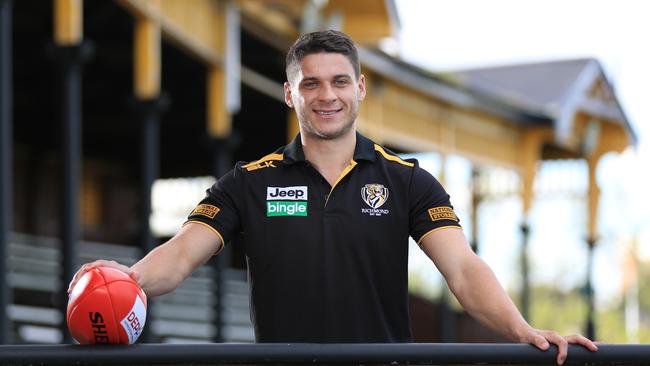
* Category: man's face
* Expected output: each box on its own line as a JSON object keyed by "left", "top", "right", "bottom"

{"left": 284, "top": 53, "right": 366, "bottom": 141}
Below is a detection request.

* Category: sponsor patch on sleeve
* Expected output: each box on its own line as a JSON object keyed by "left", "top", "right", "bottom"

{"left": 428, "top": 206, "right": 458, "bottom": 222}
{"left": 190, "top": 204, "right": 220, "bottom": 219}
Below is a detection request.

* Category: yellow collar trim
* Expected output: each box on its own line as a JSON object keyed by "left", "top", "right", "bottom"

{"left": 325, "top": 159, "right": 358, "bottom": 206}
{"left": 374, "top": 145, "right": 414, "bottom": 167}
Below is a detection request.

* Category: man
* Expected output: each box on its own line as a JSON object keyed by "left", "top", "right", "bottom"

{"left": 70, "top": 30, "right": 596, "bottom": 364}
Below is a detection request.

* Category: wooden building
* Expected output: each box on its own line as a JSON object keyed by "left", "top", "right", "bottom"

{"left": 0, "top": 0, "right": 635, "bottom": 344}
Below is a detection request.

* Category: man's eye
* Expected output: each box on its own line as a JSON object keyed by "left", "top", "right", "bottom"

{"left": 334, "top": 79, "right": 350, "bottom": 86}
{"left": 304, "top": 82, "right": 319, "bottom": 89}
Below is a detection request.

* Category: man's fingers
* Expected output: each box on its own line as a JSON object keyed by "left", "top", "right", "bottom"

{"left": 527, "top": 329, "right": 598, "bottom": 366}
{"left": 531, "top": 334, "right": 550, "bottom": 351}
{"left": 550, "top": 333, "right": 569, "bottom": 365}
{"left": 67, "top": 260, "right": 132, "bottom": 294}
{"left": 129, "top": 269, "right": 140, "bottom": 284}
{"left": 67, "top": 263, "right": 95, "bottom": 294}
{"left": 533, "top": 330, "right": 567, "bottom": 365}
{"left": 566, "top": 334, "right": 598, "bottom": 351}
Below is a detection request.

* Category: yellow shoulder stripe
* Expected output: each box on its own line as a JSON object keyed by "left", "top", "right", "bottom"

{"left": 183, "top": 220, "right": 226, "bottom": 255}
{"left": 241, "top": 153, "right": 284, "bottom": 171}
{"left": 374, "top": 145, "right": 414, "bottom": 167}
{"left": 417, "top": 226, "right": 463, "bottom": 245}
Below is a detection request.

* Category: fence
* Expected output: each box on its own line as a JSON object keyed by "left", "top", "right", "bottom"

{"left": 0, "top": 343, "right": 648, "bottom": 365}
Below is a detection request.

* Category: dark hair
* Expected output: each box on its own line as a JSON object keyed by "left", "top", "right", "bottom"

{"left": 285, "top": 30, "right": 360, "bottom": 82}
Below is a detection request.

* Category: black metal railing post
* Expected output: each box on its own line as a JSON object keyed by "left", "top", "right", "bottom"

{"left": 130, "top": 95, "right": 168, "bottom": 343}
{"left": 520, "top": 223, "right": 531, "bottom": 320}
{"left": 585, "top": 237, "right": 596, "bottom": 340}
{"left": 133, "top": 97, "right": 168, "bottom": 254}
{"left": 208, "top": 135, "right": 239, "bottom": 342}
{"left": 47, "top": 41, "right": 94, "bottom": 344}
{"left": 0, "top": 0, "right": 13, "bottom": 345}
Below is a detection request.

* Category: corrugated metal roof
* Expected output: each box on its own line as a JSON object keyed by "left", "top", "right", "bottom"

{"left": 360, "top": 49, "right": 636, "bottom": 145}
{"left": 451, "top": 58, "right": 636, "bottom": 144}
{"left": 359, "top": 48, "right": 552, "bottom": 126}
{"left": 452, "top": 58, "right": 596, "bottom": 117}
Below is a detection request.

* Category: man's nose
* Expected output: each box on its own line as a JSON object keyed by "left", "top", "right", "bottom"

{"left": 318, "top": 84, "right": 337, "bottom": 102}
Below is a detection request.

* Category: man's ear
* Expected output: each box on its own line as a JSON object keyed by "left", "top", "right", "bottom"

{"left": 284, "top": 82, "right": 294, "bottom": 108}
{"left": 357, "top": 74, "right": 367, "bottom": 101}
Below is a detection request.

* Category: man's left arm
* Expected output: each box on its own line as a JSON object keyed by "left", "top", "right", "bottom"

{"left": 418, "top": 228, "right": 597, "bottom": 365}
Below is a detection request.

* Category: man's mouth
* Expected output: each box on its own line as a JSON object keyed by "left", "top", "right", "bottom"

{"left": 314, "top": 108, "right": 342, "bottom": 115}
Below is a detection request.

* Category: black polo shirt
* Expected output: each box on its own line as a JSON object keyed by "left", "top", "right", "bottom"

{"left": 187, "top": 132, "right": 461, "bottom": 342}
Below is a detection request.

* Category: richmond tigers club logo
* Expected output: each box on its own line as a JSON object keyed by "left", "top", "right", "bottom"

{"left": 361, "top": 184, "right": 389, "bottom": 209}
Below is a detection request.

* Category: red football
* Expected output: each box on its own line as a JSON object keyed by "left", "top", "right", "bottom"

{"left": 66, "top": 266, "right": 147, "bottom": 344}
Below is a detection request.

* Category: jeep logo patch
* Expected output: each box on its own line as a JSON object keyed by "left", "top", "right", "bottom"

{"left": 267, "top": 186, "right": 307, "bottom": 200}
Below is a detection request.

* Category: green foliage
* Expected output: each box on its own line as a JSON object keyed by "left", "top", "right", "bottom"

{"left": 408, "top": 271, "right": 441, "bottom": 301}
{"left": 638, "top": 262, "right": 650, "bottom": 310}
{"left": 596, "top": 308, "right": 627, "bottom": 343}
{"left": 410, "top": 263, "right": 650, "bottom": 344}
{"left": 529, "top": 286, "right": 588, "bottom": 336}
{"left": 527, "top": 284, "right": 647, "bottom": 343}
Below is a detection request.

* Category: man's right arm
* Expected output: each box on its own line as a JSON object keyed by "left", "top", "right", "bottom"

{"left": 68, "top": 222, "right": 223, "bottom": 297}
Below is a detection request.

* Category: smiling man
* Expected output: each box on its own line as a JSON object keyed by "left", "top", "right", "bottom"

{"left": 70, "top": 30, "right": 596, "bottom": 365}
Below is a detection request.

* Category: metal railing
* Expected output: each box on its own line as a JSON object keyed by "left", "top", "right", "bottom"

{"left": 0, "top": 343, "right": 648, "bottom": 365}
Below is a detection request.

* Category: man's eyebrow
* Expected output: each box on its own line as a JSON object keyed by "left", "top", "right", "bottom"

{"left": 300, "top": 74, "right": 353, "bottom": 83}
{"left": 300, "top": 77, "right": 319, "bottom": 83}
{"left": 333, "top": 74, "right": 353, "bottom": 79}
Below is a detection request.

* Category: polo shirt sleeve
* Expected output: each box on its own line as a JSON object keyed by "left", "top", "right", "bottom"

{"left": 408, "top": 161, "right": 462, "bottom": 244}
{"left": 184, "top": 165, "right": 243, "bottom": 246}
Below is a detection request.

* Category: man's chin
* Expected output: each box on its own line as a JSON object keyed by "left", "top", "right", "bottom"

{"left": 314, "top": 126, "right": 354, "bottom": 140}
{"left": 300, "top": 117, "right": 356, "bottom": 141}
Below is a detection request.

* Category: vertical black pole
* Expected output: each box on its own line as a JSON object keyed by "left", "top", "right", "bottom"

{"left": 520, "top": 223, "right": 530, "bottom": 320}
{"left": 140, "top": 104, "right": 157, "bottom": 343}
{"left": 141, "top": 104, "right": 159, "bottom": 254}
{"left": 0, "top": 0, "right": 13, "bottom": 345}
{"left": 48, "top": 42, "right": 93, "bottom": 344}
{"left": 470, "top": 168, "right": 480, "bottom": 253}
{"left": 61, "top": 54, "right": 80, "bottom": 344}
{"left": 585, "top": 238, "right": 596, "bottom": 340}
{"left": 131, "top": 96, "right": 167, "bottom": 342}
{"left": 439, "top": 290, "right": 456, "bottom": 342}
{"left": 210, "top": 136, "right": 236, "bottom": 342}
{"left": 131, "top": 97, "right": 168, "bottom": 254}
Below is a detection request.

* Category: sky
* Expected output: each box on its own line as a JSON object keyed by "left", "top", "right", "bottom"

{"left": 395, "top": 0, "right": 650, "bottom": 306}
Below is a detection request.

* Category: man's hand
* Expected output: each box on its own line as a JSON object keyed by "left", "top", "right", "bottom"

{"left": 418, "top": 229, "right": 598, "bottom": 365}
{"left": 521, "top": 327, "right": 598, "bottom": 365}
{"left": 67, "top": 259, "right": 138, "bottom": 294}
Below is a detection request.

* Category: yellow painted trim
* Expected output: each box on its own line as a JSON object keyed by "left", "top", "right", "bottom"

{"left": 183, "top": 220, "right": 225, "bottom": 255}
{"left": 325, "top": 160, "right": 358, "bottom": 207}
{"left": 54, "top": 0, "right": 83, "bottom": 45}
{"left": 117, "top": 0, "right": 222, "bottom": 65}
{"left": 207, "top": 66, "right": 230, "bottom": 137}
{"left": 417, "top": 225, "right": 463, "bottom": 245}
{"left": 134, "top": 17, "right": 161, "bottom": 99}
{"left": 241, "top": 153, "right": 284, "bottom": 169}
{"left": 374, "top": 144, "right": 415, "bottom": 167}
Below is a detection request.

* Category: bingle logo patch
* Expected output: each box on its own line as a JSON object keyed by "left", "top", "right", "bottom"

{"left": 361, "top": 184, "right": 389, "bottom": 216}
{"left": 267, "top": 201, "right": 307, "bottom": 216}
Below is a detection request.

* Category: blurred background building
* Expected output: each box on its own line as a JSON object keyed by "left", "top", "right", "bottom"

{"left": 0, "top": 0, "right": 637, "bottom": 344}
